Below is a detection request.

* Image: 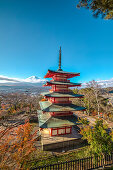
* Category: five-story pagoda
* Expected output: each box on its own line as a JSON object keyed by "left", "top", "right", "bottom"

{"left": 38, "top": 47, "right": 86, "bottom": 150}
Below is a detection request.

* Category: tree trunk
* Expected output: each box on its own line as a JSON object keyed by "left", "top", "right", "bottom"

{"left": 97, "top": 103, "right": 100, "bottom": 117}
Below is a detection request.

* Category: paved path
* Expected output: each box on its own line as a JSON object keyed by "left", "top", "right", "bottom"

{"left": 75, "top": 112, "right": 113, "bottom": 129}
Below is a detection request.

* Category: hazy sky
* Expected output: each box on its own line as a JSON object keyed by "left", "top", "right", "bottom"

{"left": 0, "top": 0, "right": 113, "bottom": 83}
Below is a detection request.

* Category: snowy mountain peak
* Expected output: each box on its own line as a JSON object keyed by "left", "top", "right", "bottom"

{"left": 25, "top": 76, "right": 45, "bottom": 83}
{"left": 27, "top": 76, "right": 39, "bottom": 80}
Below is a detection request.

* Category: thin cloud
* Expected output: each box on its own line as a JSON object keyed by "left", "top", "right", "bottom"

{"left": 82, "top": 78, "right": 113, "bottom": 88}
{"left": 0, "top": 75, "right": 21, "bottom": 82}
{"left": 0, "top": 75, "right": 45, "bottom": 83}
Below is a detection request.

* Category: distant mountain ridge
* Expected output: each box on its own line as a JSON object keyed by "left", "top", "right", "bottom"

{"left": 0, "top": 75, "right": 46, "bottom": 86}
{"left": 82, "top": 78, "right": 113, "bottom": 88}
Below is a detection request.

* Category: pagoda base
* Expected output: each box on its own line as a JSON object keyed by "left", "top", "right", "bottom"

{"left": 40, "top": 126, "right": 84, "bottom": 151}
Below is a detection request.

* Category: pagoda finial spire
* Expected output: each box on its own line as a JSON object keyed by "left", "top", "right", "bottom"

{"left": 58, "top": 46, "right": 62, "bottom": 71}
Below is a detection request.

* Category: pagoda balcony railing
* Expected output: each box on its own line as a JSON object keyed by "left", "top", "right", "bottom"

{"left": 50, "top": 112, "right": 73, "bottom": 116}
{"left": 51, "top": 101, "right": 72, "bottom": 104}
{"left": 49, "top": 89, "right": 71, "bottom": 93}
{"left": 51, "top": 79, "right": 70, "bottom": 82}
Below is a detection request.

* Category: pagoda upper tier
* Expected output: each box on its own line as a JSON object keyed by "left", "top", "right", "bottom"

{"left": 40, "top": 47, "right": 85, "bottom": 109}
{"left": 44, "top": 69, "right": 80, "bottom": 79}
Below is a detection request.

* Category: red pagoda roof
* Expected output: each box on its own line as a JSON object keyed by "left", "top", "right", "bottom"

{"left": 44, "top": 81, "right": 81, "bottom": 87}
{"left": 44, "top": 69, "right": 80, "bottom": 78}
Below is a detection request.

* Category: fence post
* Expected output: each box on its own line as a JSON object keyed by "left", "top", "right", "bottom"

{"left": 103, "top": 154, "right": 105, "bottom": 169}
{"left": 70, "top": 160, "right": 72, "bottom": 170}
{"left": 89, "top": 157, "right": 90, "bottom": 169}
{"left": 97, "top": 156, "right": 99, "bottom": 168}
{"left": 85, "top": 158, "right": 87, "bottom": 170}
{"left": 90, "top": 157, "right": 92, "bottom": 169}
{"left": 99, "top": 155, "right": 101, "bottom": 167}
{"left": 66, "top": 161, "right": 67, "bottom": 170}
{"left": 68, "top": 161, "right": 70, "bottom": 170}
{"left": 49, "top": 164, "right": 52, "bottom": 170}
{"left": 62, "top": 162, "right": 64, "bottom": 170}
{"left": 60, "top": 161, "right": 62, "bottom": 170}
{"left": 111, "top": 153, "right": 113, "bottom": 164}
{"left": 82, "top": 159, "right": 84, "bottom": 170}
{"left": 58, "top": 162, "right": 60, "bottom": 170}
{"left": 101, "top": 155, "right": 102, "bottom": 168}
{"left": 52, "top": 164, "right": 54, "bottom": 170}
{"left": 73, "top": 160, "right": 75, "bottom": 170}
{"left": 110, "top": 154, "right": 112, "bottom": 165}
{"left": 79, "top": 159, "right": 81, "bottom": 170}
{"left": 95, "top": 156, "right": 97, "bottom": 169}
{"left": 81, "top": 159, "right": 83, "bottom": 170}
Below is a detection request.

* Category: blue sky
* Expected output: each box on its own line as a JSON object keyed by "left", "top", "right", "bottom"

{"left": 0, "top": 0, "right": 113, "bottom": 83}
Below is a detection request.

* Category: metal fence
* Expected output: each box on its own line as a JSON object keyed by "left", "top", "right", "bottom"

{"left": 32, "top": 153, "right": 113, "bottom": 170}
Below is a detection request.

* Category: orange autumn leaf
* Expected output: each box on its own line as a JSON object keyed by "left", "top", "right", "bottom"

{"left": 0, "top": 120, "right": 37, "bottom": 169}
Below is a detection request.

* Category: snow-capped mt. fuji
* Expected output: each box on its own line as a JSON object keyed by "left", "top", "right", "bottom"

{"left": 25, "top": 76, "right": 45, "bottom": 83}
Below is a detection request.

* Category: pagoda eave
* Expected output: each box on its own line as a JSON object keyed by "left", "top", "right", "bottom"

{"left": 38, "top": 110, "right": 81, "bottom": 128}
{"left": 41, "top": 91, "right": 84, "bottom": 98}
{"left": 45, "top": 96, "right": 83, "bottom": 99}
{"left": 44, "top": 69, "right": 80, "bottom": 78}
{"left": 43, "top": 81, "right": 81, "bottom": 87}
{"left": 39, "top": 101, "right": 86, "bottom": 112}
{"left": 44, "top": 84, "right": 81, "bottom": 87}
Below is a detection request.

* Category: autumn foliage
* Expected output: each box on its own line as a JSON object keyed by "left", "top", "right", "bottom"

{"left": 80, "top": 119, "right": 113, "bottom": 156}
{"left": 77, "top": 0, "right": 113, "bottom": 19}
{"left": 41, "top": 98, "right": 47, "bottom": 101}
{"left": 0, "top": 120, "right": 37, "bottom": 169}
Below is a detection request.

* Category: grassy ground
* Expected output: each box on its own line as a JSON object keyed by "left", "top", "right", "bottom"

{"left": 23, "top": 145, "right": 91, "bottom": 169}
